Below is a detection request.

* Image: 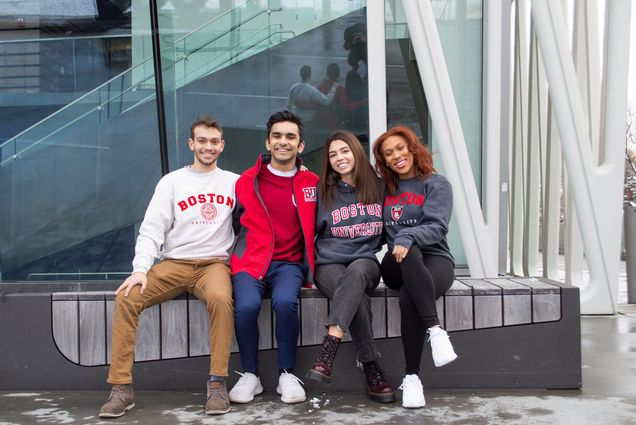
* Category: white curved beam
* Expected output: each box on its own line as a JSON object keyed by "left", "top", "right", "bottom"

{"left": 531, "top": 0, "right": 630, "bottom": 313}
{"left": 401, "top": 0, "right": 496, "bottom": 277}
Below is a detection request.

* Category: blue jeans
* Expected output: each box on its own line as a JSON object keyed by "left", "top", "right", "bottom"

{"left": 233, "top": 261, "right": 306, "bottom": 375}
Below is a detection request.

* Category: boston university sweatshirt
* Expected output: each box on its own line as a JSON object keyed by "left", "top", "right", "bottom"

{"left": 382, "top": 173, "right": 454, "bottom": 265}
{"left": 315, "top": 180, "right": 384, "bottom": 265}
{"left": 132, "top": 166, "right": 239, "bottom": 274}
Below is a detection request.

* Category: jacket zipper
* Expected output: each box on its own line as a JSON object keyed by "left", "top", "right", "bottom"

{"left": 291, "top": 176, "right": 311, "bottom": 279}
{"left": 253, "top": 176, "right": 275, "bottom": 280}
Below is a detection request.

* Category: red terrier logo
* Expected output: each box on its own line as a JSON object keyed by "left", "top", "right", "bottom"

{"left": 391, "top": 205, "right": 403, "bottom": 221}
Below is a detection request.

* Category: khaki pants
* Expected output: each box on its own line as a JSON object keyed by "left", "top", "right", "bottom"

{"left": 107, "top": 259, "right": 233, "bottom": 384}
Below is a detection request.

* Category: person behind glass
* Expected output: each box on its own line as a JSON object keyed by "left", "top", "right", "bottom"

{"left": 99, "top": 116, "right": 238, "bottom": 418}
{"left": 372, "top": 126, "right": 458, "bottom": 409}
{"left": 314, "top": 63, "right": 368, "bottom": 130}
{"left": 229, "top": 111, "right": 319, "bottom": 405}
{"left": 287, "top": 65, "right": 337, "bottom": 125}
{"left": 305, "top": 131, "right": 395, "bottom": 403}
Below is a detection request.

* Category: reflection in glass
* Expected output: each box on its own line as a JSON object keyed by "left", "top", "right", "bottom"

{"left": 0, "top": 0, "right": 369, "bottom": 282}
{"left": 384, "top": 0, "right": 483, "bottom": 268}
{"left": 0, "top": 1, "right": 160, "bottom": 281}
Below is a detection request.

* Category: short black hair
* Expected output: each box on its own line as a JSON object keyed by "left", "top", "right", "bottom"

{"left": 300, "top": 65, "right": 311, "bottom": 81}
{"left": 190, "top": 115, "right": 222, "bottom": 139}
{"left": 266, "top": 110, "right": 304, "bottom": 142}
{"left": 326, "top": 63, "right": 340, "bottom": 81}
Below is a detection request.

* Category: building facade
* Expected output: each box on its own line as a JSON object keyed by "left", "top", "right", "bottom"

{"left": 0, "top": 0, "right": 630, "bottom": 314}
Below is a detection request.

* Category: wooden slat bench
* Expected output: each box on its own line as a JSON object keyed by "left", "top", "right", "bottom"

{"left": 51, "top": 277, "right": 565, "bottom": 367}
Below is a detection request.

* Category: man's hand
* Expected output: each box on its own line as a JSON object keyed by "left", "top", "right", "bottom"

{"left": 392, "top": 244, "right": 409, "bottom": 263}
{"left": 116, "top": 271, "right": 148, "bottom": 296}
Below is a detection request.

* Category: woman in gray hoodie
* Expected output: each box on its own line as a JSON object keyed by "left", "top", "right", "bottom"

{"left": 372, "top": 126, "right": 457, "bottom": 409}
{"left": 305, "top": 130, "right": 395, "bottom": 403}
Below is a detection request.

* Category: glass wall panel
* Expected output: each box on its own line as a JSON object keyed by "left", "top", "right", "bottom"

{"left": 0, "top": 1, "right": 370, "bottom": 281}
{"left": 155, "top": 0, "right": 367, "bottom": 174}
{"left": 0, "top": 0, "right": 161, "bottom": 281}
{"left": 385, "top": 0, "right": 484, "bottom": 269}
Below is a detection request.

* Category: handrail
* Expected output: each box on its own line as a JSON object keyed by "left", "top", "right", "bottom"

{"left": 0, "top": 71, "right": 157, "bottom": 166}
{"left": 27, "top": 272, "right": 129, "bottom": 280}
{"left": 0, "top": 3, "right": 278, "bottom": 153}
{"left": 179, "top": 7, "right": 282, "bottom": 61}
{"left": 174, "top": 0, "right": 249, "bottom": 44}
{"left": 0, "top": 57, "right": 154, "bottom": 151}
{"left": 186, "top": 25, "right": 293, "bottom": 78}
{"left": 0, "top": 34, "right": 130, "bottom": 45}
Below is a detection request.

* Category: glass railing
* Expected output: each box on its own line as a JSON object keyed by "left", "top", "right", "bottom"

{"left": 0, "top": 1, "right": 367, "bottom": 280}
{"left": 0, "top": 0, "right": 365, "bottom": 168}
{"left": 0, "top": 1, "right": 280, "bottom": 167}
{"left": 177, "top": 24, "right": 294, "bottom": 87}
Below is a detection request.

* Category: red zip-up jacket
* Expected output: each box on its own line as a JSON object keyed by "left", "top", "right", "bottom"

{"left": 230, "top": 154, "right": 319, "bottom": 287}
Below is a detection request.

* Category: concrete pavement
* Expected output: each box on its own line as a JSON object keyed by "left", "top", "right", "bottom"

{"left": 1, "top": 308, "right": 635, "bottom": 425}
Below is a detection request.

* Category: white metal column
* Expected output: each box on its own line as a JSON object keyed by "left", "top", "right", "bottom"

{"left": 531, "top": 0, "right": 631, "bottom": 313}
{"left": 367, "top": 0, "right": 387, "bottom": 150}
{"left": 401, "top": 0, "right": 496, "bottom": 278}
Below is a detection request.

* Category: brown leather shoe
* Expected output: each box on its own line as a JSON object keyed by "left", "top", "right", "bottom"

{"left": 99, "top": 384, "right": 135, "bottom": 418}
{"left": 205, "top": 380, "right": 230, "bottom": 415}
{"left": 306, "top": 334, "right": 341, "bottom": 383}
{"left": 363, "top": 361, "right": 396, "bottom": 403}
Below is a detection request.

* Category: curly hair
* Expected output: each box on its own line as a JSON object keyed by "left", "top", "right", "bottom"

{"left": 372, "top": 126, "right": 435, "bottom": 196}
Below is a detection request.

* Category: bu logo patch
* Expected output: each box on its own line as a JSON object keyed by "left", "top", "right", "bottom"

{"left": 391, "top": 205, "right": 403, "bottom": 221}
{"left": 302, "top": 187, "right": 317, "bottom": 202}
{"left": 200, "top": 203, "right": 217, "bottom": 221}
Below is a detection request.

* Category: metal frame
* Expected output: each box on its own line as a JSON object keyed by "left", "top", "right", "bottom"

{"left": 374, "top": 0, "right": 630, "bottom": 314}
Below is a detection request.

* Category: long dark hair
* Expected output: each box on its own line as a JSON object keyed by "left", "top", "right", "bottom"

{"left": 320, "top": 130, "right": 383, "bottom": 209}
{"left": 372, "top": 126, "right": 435, "bottom": 196}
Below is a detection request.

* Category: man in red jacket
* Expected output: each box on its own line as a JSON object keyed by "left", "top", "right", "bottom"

{"left": 229, "top": 111, "right": 319, "bottom": 405}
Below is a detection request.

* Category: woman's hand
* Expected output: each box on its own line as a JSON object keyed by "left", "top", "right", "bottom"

{"left": 392, "top": 244, "right": 409, "bottom": 263}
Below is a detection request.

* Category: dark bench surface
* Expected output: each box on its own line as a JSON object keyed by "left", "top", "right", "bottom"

{"left": 51, "top": 277, "right": 565, "bottom": 366}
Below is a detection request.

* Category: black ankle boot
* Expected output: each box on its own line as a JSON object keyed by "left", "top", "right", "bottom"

{"left": 363, "top": 361, "right": 396, "bottom": 403}
{"left": 306, "top": 334, "right": 341, "bottom": 383}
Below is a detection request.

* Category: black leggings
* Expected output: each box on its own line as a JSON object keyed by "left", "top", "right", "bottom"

{"left": 381, "top": 248, "right": 454, "bottom": 375}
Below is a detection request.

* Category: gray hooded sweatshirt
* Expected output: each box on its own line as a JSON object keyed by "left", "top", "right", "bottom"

{"left": 315, "top": 180, "right": 384, "bottom": 265}
{"left": 383, "top": 173, "right": 454, "bottom": 265}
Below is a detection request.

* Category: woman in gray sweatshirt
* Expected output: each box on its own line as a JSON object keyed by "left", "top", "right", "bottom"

{"left": 305, "top": 130, "right": 395, "bottom": 403}
{"left": 372, "top": 126, "right": 457, "bottom": 409}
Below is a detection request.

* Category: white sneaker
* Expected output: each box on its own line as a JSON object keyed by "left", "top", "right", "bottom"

{"left": 399, "top": 374, "right": 426, "bottom": 408}
{"left": 428, "top": 326, "right": 458, "bottom": 367}
{"left": 276, "top": 371, "right": 306, "bottom": 404}
{"left": 228, "top": 372, "right": 263, "bottom": 403}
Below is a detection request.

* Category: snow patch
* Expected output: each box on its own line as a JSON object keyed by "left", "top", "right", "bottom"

{"left": 2, "top": 393, "right": 40, "bottom": 397}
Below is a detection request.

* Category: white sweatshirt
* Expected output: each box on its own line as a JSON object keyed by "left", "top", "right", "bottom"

{"left": 132, "top": 166, "right": 239, "bottom": 274}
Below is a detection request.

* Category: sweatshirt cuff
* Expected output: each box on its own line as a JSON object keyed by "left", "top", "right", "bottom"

{"left": 132, "top": 266, "right": 149, "bottom": 275}
{"left": 394, "top": 235, "right": 413, "bottom": 250}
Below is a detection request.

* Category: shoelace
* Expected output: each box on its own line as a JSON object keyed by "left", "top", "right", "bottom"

{"left": 398, "top": 377, "right": 421, "bottom": 391}
{"left": 356, "top": 351, "right": 383, "bottom": 370}
{"left": 110, "top": 385, "right": 129, "bottom": 397}
{"left": 281, "top": 371, "right": 304, "bottom": 386}
{"left": 364, "top": 363, "right": 386, "bottom": 386}
{"left": 232, "top": 371, "right": 253, "bottom": 387}
{"left": 107, "top": 385, "right": 130, "bottom": 403}
{"left": 207, "top": 383, "right": 227, "bottom": 401}
{"left": 316, "top": 336, "right": 339, "bottom": 365}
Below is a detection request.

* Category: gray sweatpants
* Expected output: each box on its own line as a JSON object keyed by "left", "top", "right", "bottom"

{"left": 314, "top": 258, "right": 381, "bottom": 363}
